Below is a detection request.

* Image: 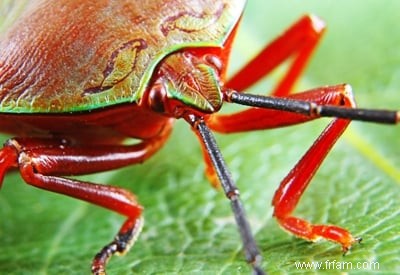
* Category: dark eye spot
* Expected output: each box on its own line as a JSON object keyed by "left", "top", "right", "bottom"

{"left": 148, "top": 84, "right": 167, "bottom": 113}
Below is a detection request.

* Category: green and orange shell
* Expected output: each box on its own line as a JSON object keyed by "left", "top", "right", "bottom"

{"left": 0, "top": 0, "right": 246, "bottom": 113}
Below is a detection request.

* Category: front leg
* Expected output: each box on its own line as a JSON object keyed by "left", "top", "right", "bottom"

{"left": 206, "top": 85, "right": 374, "bottom": 250}
{"left": 271, "top": 117, "right": 362, "bottom": 251}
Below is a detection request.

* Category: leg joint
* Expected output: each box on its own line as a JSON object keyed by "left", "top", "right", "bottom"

{"left": 226, "top": 188, "right": 240, "bottom": 201}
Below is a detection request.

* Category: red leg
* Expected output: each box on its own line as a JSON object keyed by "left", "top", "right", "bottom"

{"left": 205, "top": 84, "right": 363, "bottom": 249}
{"left": 0, "top": 146, "right": 17, "bottom": 186}
{"left": 0, "top": 127, "right": 171, "bottom": 274}
{"left": 227, "top": 15, "right": 325, "bottom": 96}
{"left": 272, "top": 116, "right": 360, "bottom": 251}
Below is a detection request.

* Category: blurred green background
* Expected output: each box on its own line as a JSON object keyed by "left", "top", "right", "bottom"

{"left": 0, "top": 1, "right": 399, "bottom": 274}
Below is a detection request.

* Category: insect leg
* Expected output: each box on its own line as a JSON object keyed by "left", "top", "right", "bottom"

{"left": 206, "top": 83, "right": 397, "bottom": 251}
{"left": 1, "top": 128, "right": 170, "bottom": 275}
{"left": 223, "top": 88, "right": 397, "bottom": 249}
{"left": 271, "top": 116, "right": 363, "bottom": 251}
{"left": 20, "top": 164, "right": 143, "bottom": 275}
{"left": 227, "top": 15, "right": 325, "bottom": 96}
{"left": 0, "top": 146, "right": 18, "bottom": 186}
{"left": 188, "top": 117, "right": 264, "bottom": 275}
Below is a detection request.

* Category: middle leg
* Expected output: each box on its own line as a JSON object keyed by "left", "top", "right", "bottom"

{"left": 227, "top": 15, "right": 326, "bottom": 96}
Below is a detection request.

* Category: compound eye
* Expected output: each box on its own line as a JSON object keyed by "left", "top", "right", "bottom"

{"left": 148, "top": 83, "right": 167, "bottom": 113}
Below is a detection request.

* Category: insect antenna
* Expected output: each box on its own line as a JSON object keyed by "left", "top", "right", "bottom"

{"left": 226, "top": 89, "right": 399, "bottom": 125}
{"left": 186, "top": 116, "right": 265, "bottom": 275}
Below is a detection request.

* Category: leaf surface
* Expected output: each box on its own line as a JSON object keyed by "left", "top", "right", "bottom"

{"left": 0, "top": 1, "right": 399, "bottom": 274}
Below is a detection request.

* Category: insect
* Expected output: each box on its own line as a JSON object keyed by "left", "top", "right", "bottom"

{"left": 0, "top": 1, "right": 398, "bottom": 274}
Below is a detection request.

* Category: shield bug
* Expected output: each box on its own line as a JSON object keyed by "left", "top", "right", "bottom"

{"left": 0, "top": 1, "right": 399, "bottom": 274}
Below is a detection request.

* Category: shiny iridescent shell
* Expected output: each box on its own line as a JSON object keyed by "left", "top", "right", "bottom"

{"left": 0, "top": 0, "right": 246, "bottom": 113}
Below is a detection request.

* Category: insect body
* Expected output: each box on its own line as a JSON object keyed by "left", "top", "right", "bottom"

{"left": 0, "top": 1, "right": 398, "bottom": 274}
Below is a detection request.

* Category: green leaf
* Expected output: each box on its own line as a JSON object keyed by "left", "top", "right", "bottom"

{"left": 0, "top": 1, "right": 399, "bottom": 274}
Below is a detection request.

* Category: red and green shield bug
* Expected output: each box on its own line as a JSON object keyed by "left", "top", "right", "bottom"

{"left": 0, "top": 1, "right": 399, "bottom": 274}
